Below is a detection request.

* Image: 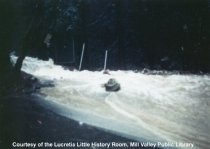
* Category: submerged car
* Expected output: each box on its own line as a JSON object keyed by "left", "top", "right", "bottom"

{"left": 105, "top": 78, "right": 121, "bottom": 92}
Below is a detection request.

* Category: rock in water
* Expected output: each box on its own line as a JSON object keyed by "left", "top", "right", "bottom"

{"left": 105, "top": 78, "right": 120, "bottom": 92}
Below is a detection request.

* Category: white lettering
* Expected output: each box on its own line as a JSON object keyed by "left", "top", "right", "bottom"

{"left": 12, "top": 142, "right": 36, "bottom": 148}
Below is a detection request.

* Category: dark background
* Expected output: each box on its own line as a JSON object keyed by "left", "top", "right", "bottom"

{"left": 0, "top": 1, "right": 210, "bottom": 147}
{"left": 1, "top": 0, "right": 210, "bottom": 75}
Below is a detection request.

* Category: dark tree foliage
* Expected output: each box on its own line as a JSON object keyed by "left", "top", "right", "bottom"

{"left": 67, "top": 0, "right": 210, "bottom": 71}
{"left": 1, "top": 0, "right": 210, "bottom": 81}
{"left": 13, "top": 0, "right": 80, "bottom": 72}
{"left": 15, "top": 0, "right": 49, "bottom": 73}
{"left": 0, "top": 0, "right": 15, "bottom": 78}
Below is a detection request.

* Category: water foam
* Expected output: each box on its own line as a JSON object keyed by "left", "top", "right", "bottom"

{"left": 11, "top": 55, "right": 210, "bottom": 149}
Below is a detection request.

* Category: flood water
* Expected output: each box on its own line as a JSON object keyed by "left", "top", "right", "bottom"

{"left": 11, "top": 55, "right": 210, "bottom": 149}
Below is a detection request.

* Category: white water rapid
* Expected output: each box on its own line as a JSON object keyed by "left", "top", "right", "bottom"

{"left": 11, "top": 55, "right": 210, "bottom": 149}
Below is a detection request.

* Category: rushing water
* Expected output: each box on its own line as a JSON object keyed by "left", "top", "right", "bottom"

{"left": 11, "top": 55, "right": 210, "bottom": 149}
